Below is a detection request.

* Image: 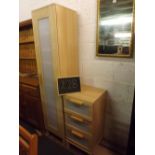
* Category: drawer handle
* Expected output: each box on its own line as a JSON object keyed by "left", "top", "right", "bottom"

{"left": 71, "top": 130, "right": 84, "bottom": 139}
{"left": 69, "top": 99, "right": 83, "bottom": 106}
{"left": 70, "top": 115, "right": 84, "bottom": 123}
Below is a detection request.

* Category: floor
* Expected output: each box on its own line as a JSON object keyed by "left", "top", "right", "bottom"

{"left": 47, "top": 133, "right": 119, "bottom": 155}
{"left": 69, "top": 144, "right": 119, "bottom": 155}
{"left": 20, "top": 120, "right": 120, "bottom": 155}
{"left": 93, "top": 145, "right": 119, "bottom": 155}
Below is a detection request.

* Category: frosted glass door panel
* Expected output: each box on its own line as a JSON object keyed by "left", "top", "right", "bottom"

{"left": 38, "top": 18, "right": 58, "bottom": 129}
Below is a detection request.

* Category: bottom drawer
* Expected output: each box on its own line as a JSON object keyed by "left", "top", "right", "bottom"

{"left": 66, "top": 126, "right": 91, "bottom": 150}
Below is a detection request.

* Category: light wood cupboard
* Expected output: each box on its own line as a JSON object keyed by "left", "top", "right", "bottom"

{"left": 63, "top": 85, "right": 107, "bottom": 154}
{"left": 32, "top": 4, "right": 79, "bottom": 138}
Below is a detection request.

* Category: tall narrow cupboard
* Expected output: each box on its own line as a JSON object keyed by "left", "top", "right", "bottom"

{"left": 32, "top": 4, "right": 79, "bottom": 138}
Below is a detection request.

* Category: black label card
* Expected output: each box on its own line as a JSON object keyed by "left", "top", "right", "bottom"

{"left": 57, "top": 77, "right": 81, "bottom": 95}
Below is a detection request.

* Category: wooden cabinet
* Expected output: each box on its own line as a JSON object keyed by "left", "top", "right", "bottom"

{"left": 24, "top": 94, "right": 42, "bottom": 127}
{"left": 32, "top": 4, "right": 79, "bottom": 138}
{"left": 19, "top": 92, "right": 26, "bottom": 119}
{"left": 19, "top": 77, "right": 45, "bottom": 131}
{"left": 19, "top": 20, "right": 45, "bottom": 131}
{"left": 19, "top": 20, "right": 37, "bottom": 74}
{"left": 63, "top": 85, "right": 107, "bottom": 154}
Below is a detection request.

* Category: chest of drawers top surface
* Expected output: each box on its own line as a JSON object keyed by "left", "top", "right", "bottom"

{"left": 64, "top": 85, "right": 106, "bottom": 103}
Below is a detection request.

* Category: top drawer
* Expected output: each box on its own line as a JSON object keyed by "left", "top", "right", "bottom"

{"left": 64, "top": 97, "right": 92, "bottom": 119}
{"left": 20, "top": 84, "right": 40, "bottom": 97}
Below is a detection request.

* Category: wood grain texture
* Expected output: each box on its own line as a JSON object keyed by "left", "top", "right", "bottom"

{"left": 55, "top": 5, "right": 79, "bottom": 77}
{"left": 32, "top": 4, "right": 79, "bottom": 139}
{"left": 19, "top": 27, "right": 34, "bottom": 43}
{"left": 32, "top": 4, "right": 64, "bottom": 138}
{"left": 64, "top": 85, "right": 107, "bottom": 154}
{"left": 19, "top": 76, "right": 39, "bottom": 87}
{"left": 19, "top": 85, "right": 45, "bottom": 131}
{"left": 19, "top": 21, "right": 37, "bottom": 74}
{"left": 19, "top": 125, "right": 38, "bottom": 155}
{"left": 64, "top": 85, "right": 106, "bottom": 104}
{"left": 19, "top": 43, "right": 36, "bottom": 59}
{"left": 19, "top": 20, "right": 45, "bottom": 132}
{"left": 19, "top": 19, "right": 32, "bottom": 28}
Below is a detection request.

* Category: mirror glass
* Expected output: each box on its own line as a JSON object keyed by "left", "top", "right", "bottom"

{"left": 97, "top": 0, "right": 134, "bottom": 57}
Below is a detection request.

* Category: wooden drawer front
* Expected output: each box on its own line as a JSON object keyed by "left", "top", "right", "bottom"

{"left": 65, "top": 113, "right": 91, "bottom": 133}
{"left": 19, "top": 93, "right": 26, "bottom": 119}
{"left": 64, "top": 98, "right": 91, "bottom": 118}
{"left": 24, "top": 95, "right": 42, "bottom": 129}
{"left": 21, "top": 84, "right": 40, "bottom": 97}
{"left": 19, "top": 28, "right": 34, "bottom": 43}
{"left": 20, "top": 43, "right": 35, "bottom": 58}
{"left": 19, "top": 59, "right": 37, "bottom": 73}
{"left": 66, "top": 127, "right": 90, "bottom": 149}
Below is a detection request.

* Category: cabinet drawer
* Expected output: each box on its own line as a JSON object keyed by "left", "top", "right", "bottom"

{"left": 19, "top": 28, "right": 34, "bottom": 43}
{"left": 20, "top": 84, "right": 40, "bottom": 97}
{"left": 65, "top": 113, "right": 91, "bottom": 133}
{"left": 24, "top": 95, "right": 43, "bottom": 129}
{"left": 64, "top": 98, "right": 91, "bottom": 118}
{"left": 19, "top": 43, "right": 36, "bottom": 58}
{"left": 19, "top": 93, "right": 26, "bottom": 119}
{"left": 66, "top": 126, "right": 91, "bottom": 150}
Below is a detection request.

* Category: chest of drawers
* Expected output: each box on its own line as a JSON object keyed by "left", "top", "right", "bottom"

{"left": 63, "top": 85, "right": 107, "bottom": 154}
{"left": 19, "top": 76, "right": 45, "bottom": 131}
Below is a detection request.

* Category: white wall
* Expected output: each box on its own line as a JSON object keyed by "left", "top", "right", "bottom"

{"left": 20, "top": 0, "right": 135, "bottom": 153}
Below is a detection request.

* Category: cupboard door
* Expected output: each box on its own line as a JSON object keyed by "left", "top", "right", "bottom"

{"left": 32, "top": 9, "right": 64, "bottom": 137}
{"left": 32, "top": 4, "right": 78, "bottom": 138}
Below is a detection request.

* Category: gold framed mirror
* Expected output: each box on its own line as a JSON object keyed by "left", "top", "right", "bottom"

{"left": 96, "top": 0, "right": 135, "bottom": 57}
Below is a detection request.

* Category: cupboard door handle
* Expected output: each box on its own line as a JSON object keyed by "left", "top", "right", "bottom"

{"left": 71, "top": 130, "right": 84, "bottom": 139}
{"left": 69, "top": 99, "right": 83, "bottom": 106}
{"left": 70, "top": 115, "right": 84, "bottom": 123}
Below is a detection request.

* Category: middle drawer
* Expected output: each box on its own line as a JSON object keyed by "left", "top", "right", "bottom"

{"left": 20, "top": 84, "right": 40, "bottom": 97}
{"left": 65, "top": 112, "right": 92, "bottom": 133}
{"left": 64, "top": 97, "right": 92, "bottom": 119}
